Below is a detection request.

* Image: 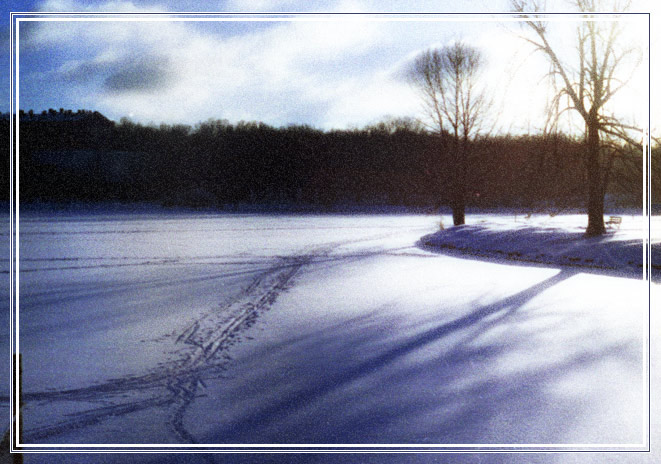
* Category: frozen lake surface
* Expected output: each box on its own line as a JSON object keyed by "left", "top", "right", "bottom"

{"left": 5, "top": 211, "right": 659, "bottom": 463}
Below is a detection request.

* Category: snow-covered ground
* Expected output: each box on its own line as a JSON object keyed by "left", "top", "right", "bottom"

{"left": 3, "top": 211, "right": 660, "bottom": 463}
{"left": 422, "top": 214, "right": 660, "bottom": 280}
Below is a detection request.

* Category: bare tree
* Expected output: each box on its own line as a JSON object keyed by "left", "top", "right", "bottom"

{"left": 407, "top": 42, "right": 487, "bottom": 226}
{"left": 512, "top": 0, "right": 644, "bottom": 236}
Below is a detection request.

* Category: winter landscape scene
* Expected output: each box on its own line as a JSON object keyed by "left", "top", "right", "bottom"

{"left": 3, "top": 0, "right": 661, "bottom": 463}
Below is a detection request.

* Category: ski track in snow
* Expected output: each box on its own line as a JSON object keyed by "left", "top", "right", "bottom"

{"left": 17, "top": 229, "right": 413, "bottom": 444}
{"left": 19, "top": 253, "right": 311, "bottom": 443}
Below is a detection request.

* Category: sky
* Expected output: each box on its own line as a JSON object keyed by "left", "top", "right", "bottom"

{"left": 2, "top": 0, "right": 657, "bottom": 135}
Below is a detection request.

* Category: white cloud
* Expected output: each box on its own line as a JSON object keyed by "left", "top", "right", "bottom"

{"left": 323, "top": 75, "right": 420, "bottom": 129}
{"left": 27, "top": 2, "right": 400, "bottom": 127}
{"left": 20, "top": 0, "right": 651, "bottom": 133}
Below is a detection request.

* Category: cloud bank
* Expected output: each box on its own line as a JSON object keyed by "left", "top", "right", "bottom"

{"left": 14, "top": 0, "right": 650, "bottom": 134}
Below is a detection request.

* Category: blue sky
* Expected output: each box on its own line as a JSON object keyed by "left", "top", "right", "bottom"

{"left": 3, "top": 0, "right": 655, "bottom": 133}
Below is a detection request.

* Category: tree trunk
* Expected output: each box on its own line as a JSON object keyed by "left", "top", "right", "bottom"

{"left": 451, "top": 134, "right": 465, "bottom": 226}
{"left": 585, "top": 117, "right": 606, "bottom": 236}
{"left": 452, "top": 200, "right": 466, "bottom": 226}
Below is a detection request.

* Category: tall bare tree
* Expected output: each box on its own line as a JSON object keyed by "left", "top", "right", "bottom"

{"left": 512, "top": 0, "right": 643, "bottom": 235}
{"left": 408, "top": 42, "right": 487, "bottom": 226}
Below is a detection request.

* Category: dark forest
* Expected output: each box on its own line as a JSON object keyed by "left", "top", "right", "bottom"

{"left": 2, "top": 109, "right": 656, "bottom": 212}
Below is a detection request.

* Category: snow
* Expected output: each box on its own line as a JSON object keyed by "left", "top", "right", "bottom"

{"left": 422, "top": 214, "right": 660, "bottom": 280}
{"left": 4, "top": 210, "right": 659, "bottom": 463}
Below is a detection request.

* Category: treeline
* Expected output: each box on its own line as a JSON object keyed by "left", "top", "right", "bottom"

{"left": 4, "top": 112, "right": 655, "bottom": 210}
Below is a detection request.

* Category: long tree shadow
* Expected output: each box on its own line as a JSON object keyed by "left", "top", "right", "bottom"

{"left": 204, "top": 268, "right": 578, "bottom": 444}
